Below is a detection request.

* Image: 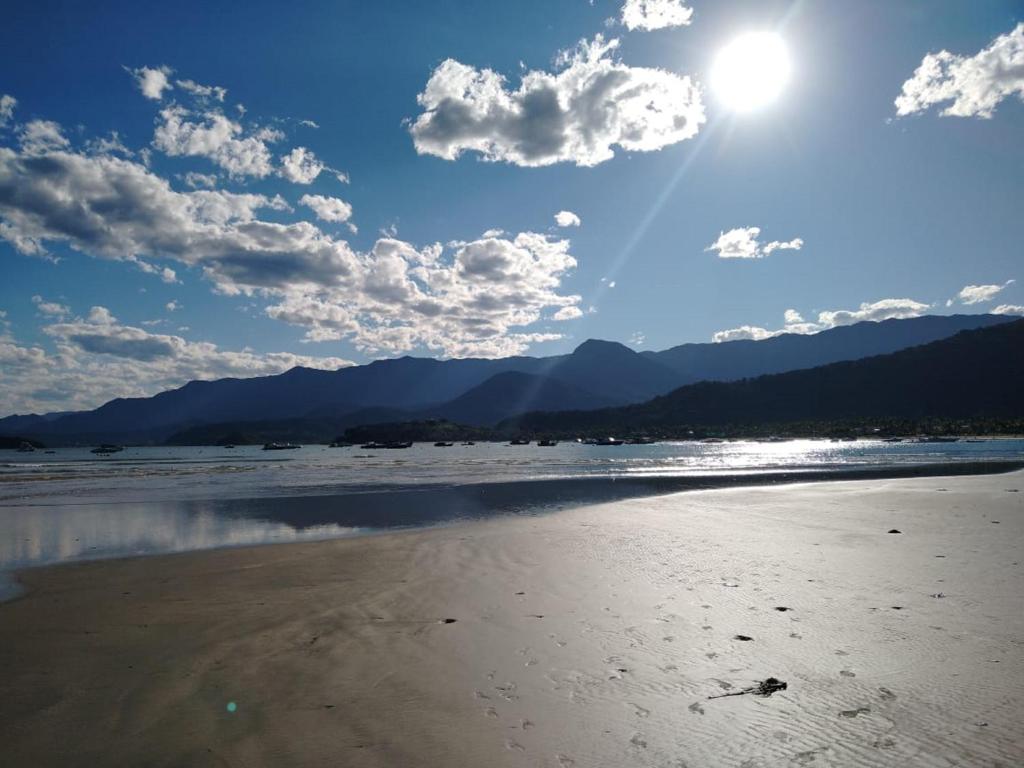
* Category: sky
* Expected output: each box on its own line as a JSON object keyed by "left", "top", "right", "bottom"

{"left": 1, "top": 0, "right": 1022, "bottom": 414}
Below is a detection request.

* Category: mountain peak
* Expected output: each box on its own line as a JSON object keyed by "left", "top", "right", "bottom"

{"left": 572, "top": 338, "right": 635, "bottom": 356}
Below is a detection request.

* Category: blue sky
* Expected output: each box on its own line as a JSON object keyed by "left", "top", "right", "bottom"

{"left": 1, "top": 0, "right": 1022, "bottom": 413}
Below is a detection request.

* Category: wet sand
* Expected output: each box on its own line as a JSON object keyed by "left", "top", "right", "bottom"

{"left": 1, "top": 471, "right": 1022, "bottom": 767}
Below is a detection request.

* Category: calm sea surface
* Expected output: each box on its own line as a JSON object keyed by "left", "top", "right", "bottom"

{"left": 2, "top": 439, "right": 1022, "bottom": 597}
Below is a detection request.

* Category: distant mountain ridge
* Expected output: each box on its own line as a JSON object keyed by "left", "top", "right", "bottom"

{"left": 0, "top": 313, "right": 1015, "bottom": 444}
{"left": 508, "top": 319, "right": 1024, "bottom": 434}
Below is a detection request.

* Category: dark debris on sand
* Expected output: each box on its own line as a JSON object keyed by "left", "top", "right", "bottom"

{"left": 708, "top": 678, "right": 788, "bottom": 700}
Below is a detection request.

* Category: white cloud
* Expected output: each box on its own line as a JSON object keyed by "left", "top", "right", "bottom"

{"left": 952, "top": 279, "right": 1014, "bottom": 305}
{"left": 127, "top": 65, "right": 174, "bottom": 100}
{"left": 86, "top": 131, "right": 133, "bottom": 157}
{"left": 0, "top": 128, "right": 580, "bottom": 360}
{"left": 182, "top": 171, "right": 218, "bottom": 189}
{"left": 0, "top": 308, "right": 353, "bottom": 413}
{"left": 266, "top": 232, "right": 579, "bottom": 357}
{"left": 175, "top": 78, "right": 227, "bottom": 102}
{"left": 895, "top": 23, "right": 1024, "bottom": 118}
{"left": 705, "top": 227, "right": 804, "bottom": 259}
{"left": 628, "top": 330, "right": 646, "bottom": 346}
{"left": 410, "top": 34, "right": 704, "bottom": 167}
{"left": 152, "top": 107, "right": 277, "bottom": 179}
{"left": 299, "top": 194, "right": 353, "bottom": 224}
{"left": 712, "top": 298, "right": 933, "bottom": 343}
{"left": 783, "top": 308, "right": 804, "bottom": 325}
{"left": 165, "top": 300, "right": 181, "bottom": 312}
{"left": 620, "top": 0, "right": 693, "bottom": 31}
{"left": 279, "top": 146, "right": 324, "bottom": 184}
{"left": 31, "top": 295, "right": 69, "bottom": 317}
{"left": 711, "top": 325, "right": 777, "bottom": 343}
{"left": 0, "top": 94, "right": 17, "bottom": 128}
{"left": 992, "top": 304, "right": 1024, "bottom": 316}
{"left": 553, "top": 305, "right": 583, "bottom": 320}
{"left": 554, "top": 210, "right": 581, "bottom": 227}
{"left": 18, "top": 120, "right": 70, "bottom": 155}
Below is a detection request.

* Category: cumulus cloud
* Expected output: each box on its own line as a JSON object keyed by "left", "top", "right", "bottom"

{"left": 0, "top": 308, "right": 353, "bottom": 413}
{"left": 992, "top": 304, "right": 1024, "bottom": 315}
{"left": 175, "top": 78, "right": 227, "bottom": 102}
{"left": 152, "top": 106, "right": 278, "bottom": 178}
{"left": 265, "top": 232, "right": 578, "bottom": 357}
{"left": 31, "top": 295, "right": 69, "bottom": 317}
{"left": 620, "top": 0, "right": 693, "bottom": 31}
{"left": 950, "top": 279, "right": 1014, "bottom": 305}
{"left": 554, "top": 210, "right": 581, "bottom": 227}
{"left": 127, "top": 65, "right": 174, "bottom": 100}
{"left": 552, "top": 305, "right": 583, "bottom": 321}
{"left": 410, "top": 34, "right": 704, "bottom": 167}
{"left": 19, "top": 120, "right": 70, "bottom": 155}
{"left": 0, "top": 127, "right": 580, "bottom": 359}
{"left": 705, "top": 227, "right": 804, "bottom": 259}
{"left": 895, "top": 23, "right": 1024, "bottom": 118}
{"left": 182, "top": 171, "right": 218, "bottom": 189}
{"left": 711, "top": 298, "right": 933, "bottom": 343}
{"left": 0, "top": 94, "right": 16, "bottom": 127}
{"left": 279, "top": 146, "right": 324, "bottom": 184}
{"left": 300, "top": 194, "right": 353, "bottom": 224}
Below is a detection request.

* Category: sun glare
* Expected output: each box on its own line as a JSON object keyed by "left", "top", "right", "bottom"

{"left": 711, "top": 32, "right": 792, "bottom": 113}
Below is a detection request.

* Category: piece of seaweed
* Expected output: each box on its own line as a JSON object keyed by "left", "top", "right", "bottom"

{"left": 707, "top": 677, "right": 788, "bottom": 700}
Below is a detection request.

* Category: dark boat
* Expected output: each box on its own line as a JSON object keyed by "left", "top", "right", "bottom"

{"left": 329, "top": 441, "right": 351, "bottom": 448}
{"left": 916, "top": 436, "right": 958, "bottom": 443}
{"left": 384, "top": 441, "right": 413, "bottom": 449}
{"left": 91, "top": 444, "right": 124, "bottom": 455}
{"left": 461, "top": 441, "right": 476, "bottom": 446}
{"left": 434, "top": 441, "right": 454, "bottom": 447}
{"left": 262, "top": 442, "right": 301, "bottom": 450}
{"left": 360, "top": 442, "right": 384, "bottom": 450}
{"left": 510, "top": 438, "right": 531, "bottom": 445}
{"left": 17, "top": 441, "right": 35, "bottom": 453}
{"left": 594, "top": 437, "right": 624, "bottom": 446}
{"left": 538, "top": 439, "right": 558, "bottom": 447}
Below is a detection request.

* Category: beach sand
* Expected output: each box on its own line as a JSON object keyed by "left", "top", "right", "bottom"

{"left": 1, "top": 470, "right": 1022, "bottom": 767}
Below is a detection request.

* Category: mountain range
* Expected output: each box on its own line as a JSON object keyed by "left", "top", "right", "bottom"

{"left": 0, "top": 313, "right": 1016, "bottom": 445}
{"left": 508, "top": 318, "right": 1024, "bottom": 436}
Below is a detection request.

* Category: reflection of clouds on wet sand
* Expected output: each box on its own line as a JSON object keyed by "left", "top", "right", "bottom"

{"left": 0, "top": 501, "right": 360, "bottom": 572}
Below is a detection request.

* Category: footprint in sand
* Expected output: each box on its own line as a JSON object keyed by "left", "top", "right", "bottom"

{"left": 705, "top": 652, "right": 718, "bottom": 659}
{"left": 556, "top": 754, "right": 576, "bottom": 767}
{"left": 521, "top": 719, "right": 534, "bottom": 730}
{"left": 688, "top": 702, "right": 705, "bottom": 716}
{"left": 483, "top": 707, "right": 498, "bottom": 718}
{"left": 632, "top": 703, "right": 650, "bottom": 718}
{"left": 630, "top": 733, "right": 648, "bottom": 749}
{"left": 840, "top": 670, "right": 856, "bottom": 678}
{"left": 790, "top": 633, "right": 802, "bottom": 639}
{"left": 878, "top": 687, "right": 896, "bottom": 701}
{"left": 474, "top": 690, "right": 490, "bottom": 700}
{"left": 505, "top": 740, "right": 525, "bottom": 752}
{"left": 839, "top": 707, "right": 871, "bottom": 718}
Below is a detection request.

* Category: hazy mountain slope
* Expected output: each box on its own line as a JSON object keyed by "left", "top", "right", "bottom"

{"left": 426, "top": 371, "right": 618, "bottom": 425}
{"left": 644, "top": 314, "right": 1014, "bottom": 383}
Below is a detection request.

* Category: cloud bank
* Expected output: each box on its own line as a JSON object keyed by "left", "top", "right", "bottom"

{"left": 711, "top": 298, "right": 932, "bottom": 343}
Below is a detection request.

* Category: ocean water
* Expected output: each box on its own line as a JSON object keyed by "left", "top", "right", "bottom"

{"left": 1, "top": 439, "right": 1022, "bottom": 597}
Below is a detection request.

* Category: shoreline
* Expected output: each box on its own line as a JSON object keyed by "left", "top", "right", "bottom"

{"left": 1, "top": 469, "right": 1022, "bottom": 766}
{"left": 2, "top": 460, "right": 1022, "bottom": 597}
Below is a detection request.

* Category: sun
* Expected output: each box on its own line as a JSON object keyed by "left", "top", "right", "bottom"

{"left": 711, "top": 32, "right": 792, "bottom": 112}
